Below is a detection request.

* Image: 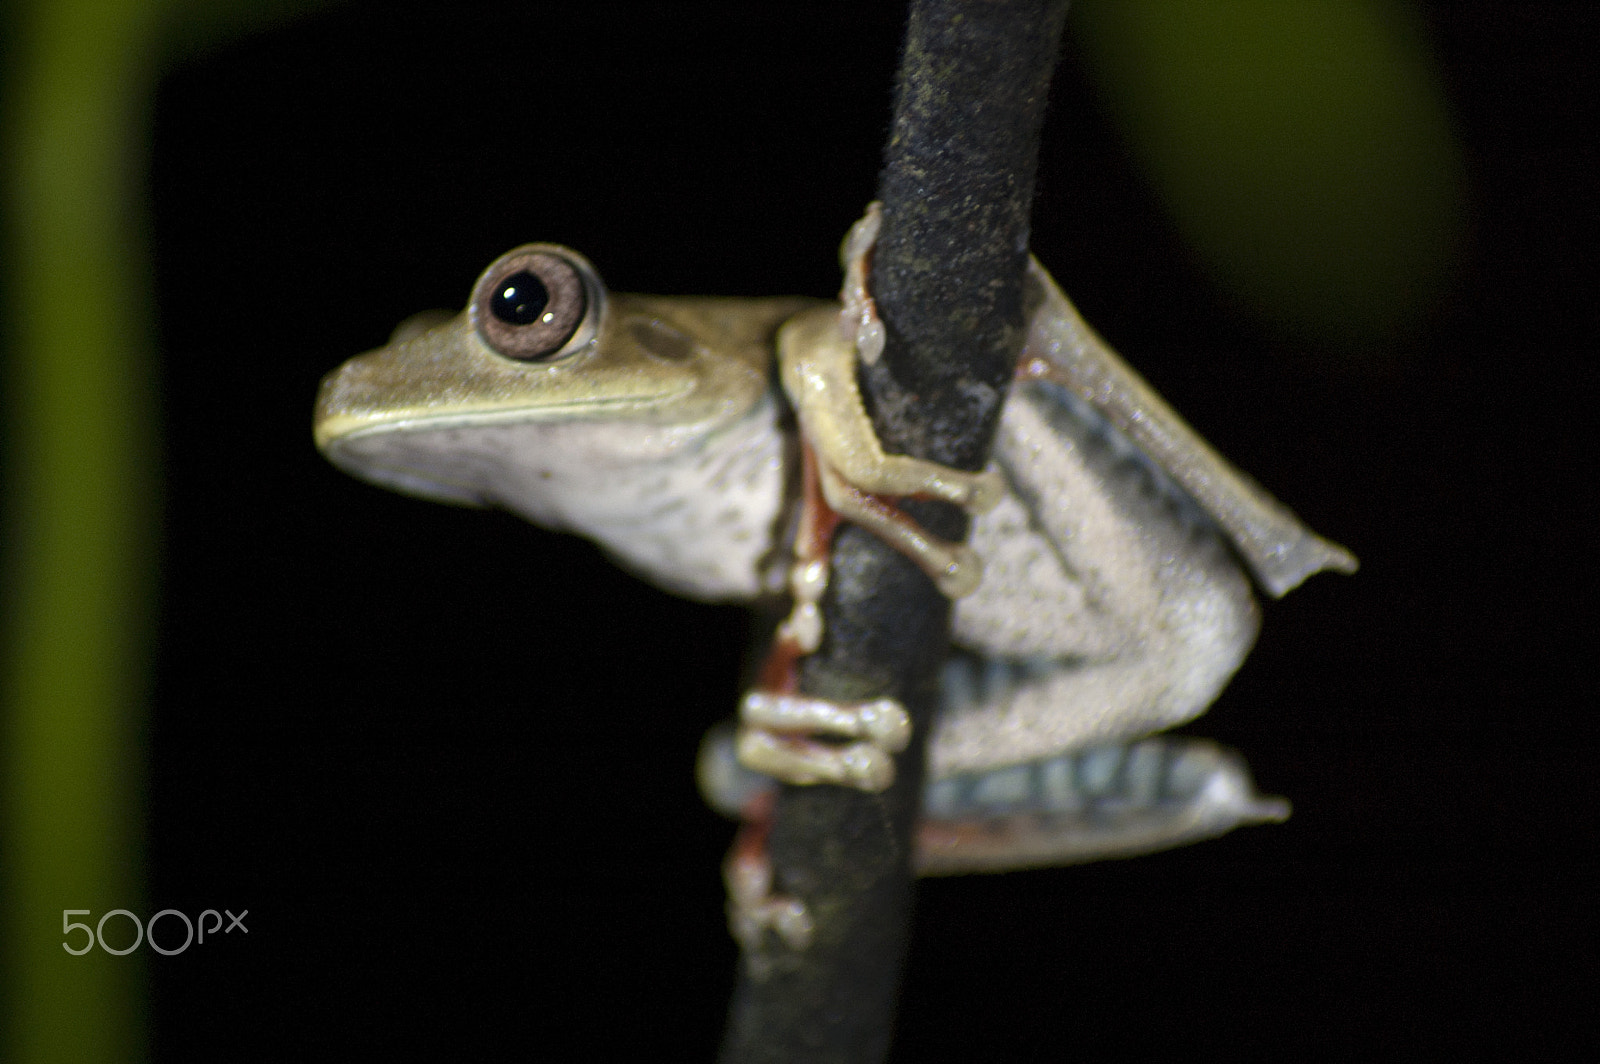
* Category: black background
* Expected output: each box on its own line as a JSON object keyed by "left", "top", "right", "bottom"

{"left": 148, "top": 1, "right": 1594, "bottom": 1058}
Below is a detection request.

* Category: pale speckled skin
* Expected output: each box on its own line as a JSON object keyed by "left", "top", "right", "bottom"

{"left": 314, "top": 242, "right": 1352, "bottom": 784}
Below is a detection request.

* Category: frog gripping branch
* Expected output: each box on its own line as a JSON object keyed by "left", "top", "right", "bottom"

{"left": 312, "top": 209, "right": 1355, "bottom": 1045}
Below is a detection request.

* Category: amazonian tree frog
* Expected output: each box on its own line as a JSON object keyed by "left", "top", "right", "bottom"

{"left": 314, "top": 204, "right": 1355, "bottom": 916}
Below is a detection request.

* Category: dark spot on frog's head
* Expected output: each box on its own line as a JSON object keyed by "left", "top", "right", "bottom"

{"left": 628, "top": 318, "right": 696, "bottom": 362}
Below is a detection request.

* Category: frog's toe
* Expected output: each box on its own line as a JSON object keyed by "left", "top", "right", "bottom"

{"left": 735, "top": 688, "right": 910, "bottom": 793}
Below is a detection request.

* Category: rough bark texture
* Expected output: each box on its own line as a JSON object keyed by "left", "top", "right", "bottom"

{"left": 719, "top": 2, "right": 1070, "bottom": 1062}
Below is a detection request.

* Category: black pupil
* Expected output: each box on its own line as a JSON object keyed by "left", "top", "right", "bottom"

{"left": 490, "top": 271, "right": 550, "bottom": 325}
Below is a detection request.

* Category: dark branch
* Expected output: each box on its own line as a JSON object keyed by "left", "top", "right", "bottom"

{"left": 719, "top": 3, "right": 1069, "bottom": 1062}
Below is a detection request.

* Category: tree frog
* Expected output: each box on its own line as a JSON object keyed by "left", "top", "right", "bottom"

{"left": 314, "top": 204, "right": 1355, "bottom": 898}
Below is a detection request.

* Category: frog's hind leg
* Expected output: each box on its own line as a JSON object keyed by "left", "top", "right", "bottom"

{"left": 699, "top": 726, "right": 1287, "bottom": 876}
{"left": 933, "top": 370, "right": 1266, "bottom": 776}
{"left": 915, "top": 736, "right": 1287, "bottom": 874}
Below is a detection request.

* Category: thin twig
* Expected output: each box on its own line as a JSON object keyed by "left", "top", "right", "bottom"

{"left": 718, "top": 3, "right": 1070, "bottom": 1061}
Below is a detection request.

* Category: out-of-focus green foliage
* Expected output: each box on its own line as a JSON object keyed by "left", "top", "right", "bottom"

{"left": 2, "top": 2, "right": 164, "bottom": 1059}
{"left": 1, "top": 3, "right": 344, "bottom": 1062}
{"left": 1074, "top": 0, "right": 1466, "bottom": 347}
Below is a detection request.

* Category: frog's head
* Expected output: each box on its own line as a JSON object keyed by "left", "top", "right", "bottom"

{"left": 313, "top": 243, "right": 780, "bottom": 511}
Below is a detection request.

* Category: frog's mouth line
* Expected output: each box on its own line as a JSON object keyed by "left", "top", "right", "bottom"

{"left": 318, "top": 389, "right": 717, "bottom": 511}
{"left": 311, "top": 390, "right": 689, "bottom": 452}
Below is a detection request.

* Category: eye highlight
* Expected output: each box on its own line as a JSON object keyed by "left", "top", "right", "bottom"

{"left": 469, "top": 246, "right": 600, "bottom": 361}
{"left": 490, "top": 270, "right": 550, "bottom": 326}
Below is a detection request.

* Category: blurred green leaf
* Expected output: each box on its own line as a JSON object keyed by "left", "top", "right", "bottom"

{"left": 1075, "top": 0, "right": 1467, "bottom": 347}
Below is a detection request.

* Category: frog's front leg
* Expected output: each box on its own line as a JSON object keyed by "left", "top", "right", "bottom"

{"left": 779, "top": 203, "right": 1001, "bottom": 598}
{"left": 777, "top": 307, "right": 1001, "bottom": 599}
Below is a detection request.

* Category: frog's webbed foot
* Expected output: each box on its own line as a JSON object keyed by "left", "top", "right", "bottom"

{"left": 777, "top": 202, "right": 1002, "bottom": 600}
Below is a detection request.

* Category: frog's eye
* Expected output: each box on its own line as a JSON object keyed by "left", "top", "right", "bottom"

{"left": 469, "top": 245, "right": 601, "bottom": 361}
